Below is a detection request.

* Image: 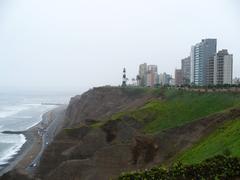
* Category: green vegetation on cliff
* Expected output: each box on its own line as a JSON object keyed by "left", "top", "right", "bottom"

{"left": 119, "top": 155, "right": 240, "bottom": 180}
{"left": 177, "top": 118, "right": 240, "bottom": 164}
{"left": 63, "top": 87, "right": 240, "bottom": 180}
{"left": 116, "top": 89, "right": 240, "bottom": 179}
{"left": 112, "top": 89, "right": 240, "bottom": 133}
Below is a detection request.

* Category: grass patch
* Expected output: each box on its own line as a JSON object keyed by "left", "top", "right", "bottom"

{"left": 177, "top": 118, "right": 240, "bottom": 164}
{"left": 110, "top": 89, "right": 240, "bottom": 133}
{"left": 121, "top": 87, "right": 156, "bottom": 97}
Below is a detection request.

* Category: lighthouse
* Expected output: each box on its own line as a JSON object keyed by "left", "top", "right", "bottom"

{"left": 122, "top": 68, "right": 127, "bottom": 87}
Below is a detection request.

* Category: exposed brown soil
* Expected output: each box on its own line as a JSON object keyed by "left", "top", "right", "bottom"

{"left": 35, "top": 108, "right": 240, "bottom": 179}
{"left": 0, "top": 170, "right": 32, "bottom": 180}
{"left": 65, "top": 87, "right": 155, "bottom": 127}
{"left": 2, "top": 87, "right": 240, "bottom": 180}
{"left": 36, "top": 88, "right": 240, "bottom": 180}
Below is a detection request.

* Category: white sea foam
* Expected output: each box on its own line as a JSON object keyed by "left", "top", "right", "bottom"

{"left": 0, "top": 134, "right": 26, "bottom": 165}
{"left": 0, "top": 105, "right": 30, "bottom": 118}
{"left": 12, "top": 116, "right": 33, "bottom": 119}
{"left": 0, "top": 103, "right": 44, "bottom": 119}
{"left": 24, "top": 103, "right": 41, "bottom": 107}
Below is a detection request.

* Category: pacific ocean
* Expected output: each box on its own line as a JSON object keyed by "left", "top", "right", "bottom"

{"left": 0, "top": 91, "right": 71, "bottom": 170}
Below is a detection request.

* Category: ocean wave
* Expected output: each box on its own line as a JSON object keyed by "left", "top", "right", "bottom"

{"left": 12, "top": 116, "right": 33, "bottom": 119}
{"left": 0, "top": 105, "right": 30, "bottom": 118}
{"left": 0, "top": 134, "right": 26, "bottom": 165}
{"left": 0, "top": 103, "right": 45, "bottom": 119}
{"left": 24, "top": 103, "right": 42, "bottom": 107}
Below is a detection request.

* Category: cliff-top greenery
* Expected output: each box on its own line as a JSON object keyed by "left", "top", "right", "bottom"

{"left": 111, "top": 88, "right": 240, "bottom": 133}
{"left": 176, "top": 118, "right": 240, "bottom": 164}
{"left": 64, "top": 87, "right": 240, "bottom": 179}
{"left": 116, "top": 88, "right": 240, "bottom": 179}
{"left": 118, "top": 155, "right": 240, "bottom": 180}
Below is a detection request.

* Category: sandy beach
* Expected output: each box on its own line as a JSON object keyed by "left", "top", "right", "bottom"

{"left": 0, "top": 105, "right": 67, "bottom": 177}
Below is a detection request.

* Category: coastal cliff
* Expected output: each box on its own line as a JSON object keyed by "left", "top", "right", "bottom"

{"left": 65, "top": 87, "right": 154, "bottom": 127}
{"left": 35, "top": 87, "right": 240, "bottom": 180}
{"left": 37, "top": 87, "right": 157, "bottom": 179}
{"left": 2, "top": 87, "right": 240, "bottom": 180}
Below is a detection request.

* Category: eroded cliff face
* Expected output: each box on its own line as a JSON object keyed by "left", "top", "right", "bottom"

{"left": 32, "top": 87, "right": 240, "bottom": 180}
{"left": 38, "top": 108, "right": 240, "bottom": 180}
{"left": 36, "top": 87, "right": 157, "bottom": 180}
{"left": 65, "top": 87, "right": 154, "bottom": 127}
{"left": 38, "top": 118, "right": 159, "bottom": 180}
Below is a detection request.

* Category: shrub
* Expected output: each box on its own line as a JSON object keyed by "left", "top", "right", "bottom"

{"left": 118, "top": 155, "right": 240, "bottom": 180}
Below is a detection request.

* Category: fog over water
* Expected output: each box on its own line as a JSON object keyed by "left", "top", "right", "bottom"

{"left": 0, "top": 0, "right": 239, "bottom": 92}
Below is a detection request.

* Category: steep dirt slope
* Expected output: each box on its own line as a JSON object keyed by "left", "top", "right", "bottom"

{"left": 34, "top": 87, "right": 240, "bottom": 180}
{"left": 65, "top": 87, "right": 155, "bottom": 127}
{"left": 36, "top": 87, "right": 156, "bottom": 179}
{"left": 37, "top": 107, "right": 240, "bottom": 180}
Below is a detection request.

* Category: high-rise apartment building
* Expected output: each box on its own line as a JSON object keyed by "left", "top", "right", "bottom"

{"left": 159, "top": 72, "right": 171, "bottom": 85}
{"left": 213, "top": 49, "right": 233, "bottom": 85}
{"left": 190, "top": 39, "right": 217, "bottom": 86}
{"left": 138, "top": 63, "right": 148, "bottom": 86}
{"left": 181, "top": 56, "right": 191, "bottom": 85}
{"left": 147, "top": 65, "right": 158, "bottom": 87}
{"left": 147, "top": 65, "right": 158, "bottom": 73}
{"left": 207, "top": 56, "right": 215, "bottom": 85}
{"left": 175, "top": 69, "right": 183, "bottom": 86}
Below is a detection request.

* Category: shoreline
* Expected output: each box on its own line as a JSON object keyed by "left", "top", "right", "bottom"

{"left": 0, "top": 105, "right": 67, "bottom": 176}
{"left": 0, "top": 129, "right": 37, "bottom": 176}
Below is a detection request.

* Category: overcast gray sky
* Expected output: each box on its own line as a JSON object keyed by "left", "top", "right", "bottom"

{"left": 0, "top": 0, "right": 239, "bottom": 92}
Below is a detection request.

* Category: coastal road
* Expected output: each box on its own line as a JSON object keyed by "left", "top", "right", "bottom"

{"left": 26, "top": 105, "right": 67, "bottom": 174}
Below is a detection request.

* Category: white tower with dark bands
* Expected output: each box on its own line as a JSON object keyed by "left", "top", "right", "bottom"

{"left": 122, "top": 68, "right": 127, "bottom": 87}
